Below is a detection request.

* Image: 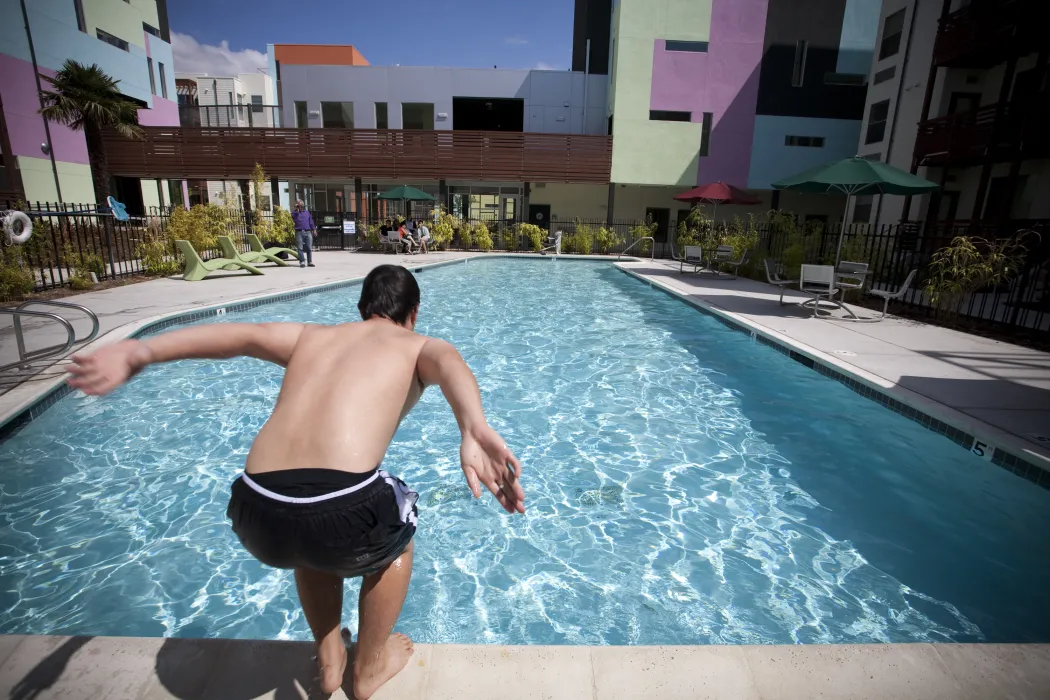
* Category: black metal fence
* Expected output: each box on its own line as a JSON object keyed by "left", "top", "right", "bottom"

{"left": 2, "top": 201, "right": 1047, "bottom": 342}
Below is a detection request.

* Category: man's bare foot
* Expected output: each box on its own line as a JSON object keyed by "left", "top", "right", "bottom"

{"left": 316, "top": 632, "right": 348, "bottom": 695}
{"left": 352, "top": 633, "right": 414, "bottom": 700}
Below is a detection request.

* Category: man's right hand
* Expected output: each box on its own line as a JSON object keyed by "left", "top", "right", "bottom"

{"left": 460, "top": 423, "right": 525, "bottom": 514}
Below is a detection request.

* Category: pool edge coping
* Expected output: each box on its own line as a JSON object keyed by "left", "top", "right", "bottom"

{"left": 614, "top": 263, "right": 1050, "bottom": 490}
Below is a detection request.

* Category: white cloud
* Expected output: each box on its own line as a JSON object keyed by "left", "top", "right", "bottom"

{"left": 504, "top": 36, "right": 529, "bottom": 46}
{"left": 171, "top": 32, "right": 267, "bottom": 77}
{"left": 533, "top": 62, "right": 562, "bottom": 71}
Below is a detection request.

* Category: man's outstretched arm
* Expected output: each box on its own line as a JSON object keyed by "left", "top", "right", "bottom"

{"left": 417, "top": 337, "right": 525, "bottom": 514}
{"left": 67, "top": 323, "right": 305, "bottom": 396}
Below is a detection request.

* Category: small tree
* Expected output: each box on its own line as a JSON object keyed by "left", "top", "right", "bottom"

{"left": 250, "top": 163, "right": 274, "bottom": 242}
{"left": 38, "top": 60, "right": 143, "bottom": 204}
{"left": 923, "top": 233, "right": 1033, "bottom": 320}
{"left": 429, "top": 207, "right": 460, "bottom": 250}
{"left": 516, "top": 223, "right": 545, "bottom": 252}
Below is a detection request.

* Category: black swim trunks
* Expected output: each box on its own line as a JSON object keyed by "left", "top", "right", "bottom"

{"left": 227, "top": 467, "right": 418, "bottom": 578}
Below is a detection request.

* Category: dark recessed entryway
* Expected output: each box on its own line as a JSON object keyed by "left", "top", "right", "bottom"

{"left": 452, "top": 97, "right": 524, "bottom": 132}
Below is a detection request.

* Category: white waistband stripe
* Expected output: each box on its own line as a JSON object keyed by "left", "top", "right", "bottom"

{"left": 240, "top": 471, "right": 380, "bottom": 504}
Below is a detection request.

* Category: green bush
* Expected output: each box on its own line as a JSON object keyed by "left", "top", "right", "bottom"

{"left": 271, "top": 207, "right": 295, "bottom": 245}
{"left": 517, "top": 223, "right": 545, "bottom": 252}
{"left": 0, "top": 248, "right": 36, "bottom": 301}
{"left": 628, "top": 220, "right": 658, "bottom": 255}
{"left": 924, "top": 233, "right": 1031, "bottom": 318}
{"left": 429, "top": 208, "right": 458, "bottom": 250}
{"left": 594, "top": 225, "right": 622, "bottom": 254}
{"left": 563, "top": 222, "right": 594, "bottom": 255}
{"left": 472, "top": 221, "right": 493, "bottom": 251}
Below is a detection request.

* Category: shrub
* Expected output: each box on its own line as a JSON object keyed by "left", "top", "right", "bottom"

{"left": 271, "top": 207, "right": 295, "bottom": 245}
{"left": 517, "top": 223, "right": 545, "bottom": 252}
{"left": 471, "top": 221, "right": 493, "bottom": 251}
{"left": 63, "top": 244, "right": 105, "bottom": 290}
{"left": 364, "top": 221, "right": 383, "bottom": 249}
{"left": 429, "top": 208, "right": 458, "bottom": 250}
{"left": 137, "top": 222, "right": 180, "bottom": 277}
{"left": 923, "top": 233, "right": 1032, "bottom": 319}
{"left": 0, "top": 247, "right": 36, "bottom": 301}
{"left": 594, "top": 225, "right": 622, "bottom": 254}
{"left": 629, "top": 220, "right": 658, "bottom": 255}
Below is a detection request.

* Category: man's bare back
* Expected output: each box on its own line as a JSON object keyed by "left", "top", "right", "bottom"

{"left": 247, "top": 321, "right": 430, "bottom": 475}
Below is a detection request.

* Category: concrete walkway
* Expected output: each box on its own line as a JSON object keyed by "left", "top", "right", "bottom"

{"left": 0, "top": 634, "right": 1048, "bottom": 700}
{"left": 619, "top": 260, "right": 1050, "bottom": 467}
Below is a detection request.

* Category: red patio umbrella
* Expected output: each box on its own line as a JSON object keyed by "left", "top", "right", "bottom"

{"left": 674, "top": 181, "right": 761, "bottom": 220}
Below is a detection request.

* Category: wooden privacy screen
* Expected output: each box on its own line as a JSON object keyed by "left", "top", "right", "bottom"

{"left": 103, "top": 127, "right": 613, "bottom": 183}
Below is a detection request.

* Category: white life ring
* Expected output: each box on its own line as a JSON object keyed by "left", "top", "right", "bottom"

{"left": 3, "top": 211, "right": 32, "bottom": 245}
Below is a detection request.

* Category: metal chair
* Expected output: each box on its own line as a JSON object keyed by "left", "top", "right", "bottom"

{"left": 717, "top": 249, "right": 751, "bottom": 279}
{"left": 799, "top": 264, "right": 842, "bottom": 317}
{"left": 680, "top": 245, "right": 704, "bottom": 273}
{"left": 836, "top": 261, "right": 869, "bottom": 296}
{"left": 870, "top": 269, "right": 918, "bottom": 320}
{"left": 764, "top": 259, "right": 797, "bottom": 304}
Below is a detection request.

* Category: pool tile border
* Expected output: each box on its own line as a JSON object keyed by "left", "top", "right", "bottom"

{"left": 617, "top": 266, "right": 1050, "bottom": 491}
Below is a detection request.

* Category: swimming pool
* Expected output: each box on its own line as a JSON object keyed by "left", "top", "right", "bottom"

{"left": 1, "top": 259, "right": 1048, "bottom": 645}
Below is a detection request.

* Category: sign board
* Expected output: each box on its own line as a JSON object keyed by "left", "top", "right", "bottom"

{"left": 343, "top": 220, "right": 356, "bottom": 234}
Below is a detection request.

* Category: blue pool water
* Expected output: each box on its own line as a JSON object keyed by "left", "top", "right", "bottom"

{"left": 1, "top": 259, "right": 1049, "bottom": 645}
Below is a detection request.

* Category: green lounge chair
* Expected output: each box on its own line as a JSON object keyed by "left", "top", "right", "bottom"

{"left": 246, "top": 233, "right": 297, "bottom": 261}
{"left": 175, "top": 240, "right": 263, "bottom": 281}
{"left": 218, "top": 235, "right": 288, "bottom": 267}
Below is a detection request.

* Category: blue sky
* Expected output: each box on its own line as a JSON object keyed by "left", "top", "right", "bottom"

{"left": 168, "top": 0, "right": 574, "bottom": 75}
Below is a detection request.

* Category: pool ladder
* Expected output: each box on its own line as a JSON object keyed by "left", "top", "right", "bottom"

{"left": 1, "top": 300, "right": 100, "bottom": 381}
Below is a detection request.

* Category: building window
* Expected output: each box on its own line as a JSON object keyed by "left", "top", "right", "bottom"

{"left": 147, "top": 57, "right": 156, "bottom": 95}
{"left": 158, "top": 63, "right": 167, "bottom": 99}
{"left": 251, "top": 95, "right": 263, "bottom": 113}
{"left": 853, "top": 196, "right": 874, "bottom": 223}
{"left": 785, "top": 135, "right": 826, "bottom": 148}
{"left": 321, "top": 101, "right": 354, "bottom": 128}
{"left": 649, "top": 110, "right": 691, "bottom": 122}
{"left": 96, "top": 29, "right": 129, "bottom": 52}
{"left": 879, "top": 9, "right": 905, "bottom": 60}
{"left": 665, "top": 40, "right": 708, "bottom": 53}
{"left": 699, "top": 112, "right": 712, "bottom": 156}
{"left": 873, "top": 66, "right": 896, "bottom": 85}
{"left": 295, "top": 101, "right": 309, "bottom": 128}
{"left": 402, "top": 103, "right": 434, "bottom": 130}
{"left": 74, "top": 0, "right": 87, "bottom": 32}
{"left": 792, "top": 41, "right": 808, "bottom": 87}
{"left": 143, "top": 22, "right": 160, "bottom": 37}
{"left": 824, "top": 73, "right": 867, "bottom": 86}
{"left": 865, "top": 100, "right": 890, "bottom": 144}
{"left": 375, "top": 102, "right": 388, "bottom": 129}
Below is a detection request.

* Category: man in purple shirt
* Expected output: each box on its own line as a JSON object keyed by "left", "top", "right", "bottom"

{"left": 292, "top": 200, "right": 316, "bottom": 268}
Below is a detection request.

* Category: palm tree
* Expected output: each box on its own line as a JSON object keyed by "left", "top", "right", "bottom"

{"left": 38, "top": 60, "right": 143, "bottom": 204}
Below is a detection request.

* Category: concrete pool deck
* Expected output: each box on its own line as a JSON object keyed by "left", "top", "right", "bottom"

{"left": 1, "top": 634, "right": 1048, "bottom": 699}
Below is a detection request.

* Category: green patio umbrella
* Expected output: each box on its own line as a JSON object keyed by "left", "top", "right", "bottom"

{"left": 376, "top": 185, "right": 436, "bottom": 201}
{"left": 773, "top": 156, "right": 939, "bottom": 264}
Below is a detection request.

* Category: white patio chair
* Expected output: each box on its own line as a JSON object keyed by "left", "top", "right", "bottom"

{"left": 799, "top": 264, "right": 842, "bottom": 317}
{"left": 870, "top": 269, "right": 918, "bottom": 320}
{"left": 380, "top": 229, "right": 403, "bottom": 254}
{"left": 836, "top": 261, "right": 869, "bottom": 295}
{"left": 680, "top": 245, "right": 704, "bottom": 273}
{"left": 764, "top": 259, "right": 797, "bottom": 305}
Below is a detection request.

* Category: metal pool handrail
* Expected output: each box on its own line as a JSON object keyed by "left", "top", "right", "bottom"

{"left": 5, "top": 300, "right": 100, "bottom": 372}
{"left": 618, "top": 237, "right": 655, "bottom": 261}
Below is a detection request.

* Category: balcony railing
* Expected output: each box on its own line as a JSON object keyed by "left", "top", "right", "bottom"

{"left": 914, "top": 97, "right": 1050, "bottom": 167}
{"left": 933, "top": 0, "right": 1043, "bottom": 68}
{"left": 102, "top": 127, "right": 613, "bottom": 184}
{"left": 178, "top": 104, "right": 281, "bottom": 129}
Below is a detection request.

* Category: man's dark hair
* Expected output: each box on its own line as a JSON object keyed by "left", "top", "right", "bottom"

{"left": 358, "top": 265, "right": 420, "bottom": 325}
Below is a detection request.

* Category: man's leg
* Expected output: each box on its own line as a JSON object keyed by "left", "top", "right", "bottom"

{"left": 294, "top": 567, "right": 346, "bottom": 694}
{"left": 305, "top": 233, "right": 314, "bottom": 266}
{"left": 353, "top": 540, "right": 414, "bottom": 700}
{"left": 295, "top": 231, "right": 306, "bottom": 267}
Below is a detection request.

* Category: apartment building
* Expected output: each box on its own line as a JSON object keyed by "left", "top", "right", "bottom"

{"left": 0, "top": 0, "right": 180, "bottom": 206}
{"left": 853, "top": 0, "right": 1048, "bottom": 227}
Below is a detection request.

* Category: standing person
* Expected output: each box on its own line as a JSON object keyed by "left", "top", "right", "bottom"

{"left": 292, "top": 200, "right": 316, "bottom": 268}
{"left": 65, "top": 265, "right": 525, "bottom": 699}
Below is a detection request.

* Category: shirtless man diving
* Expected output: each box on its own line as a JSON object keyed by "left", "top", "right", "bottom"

{"left": 67, "top": 264, "right": 526, "bottom": 698}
